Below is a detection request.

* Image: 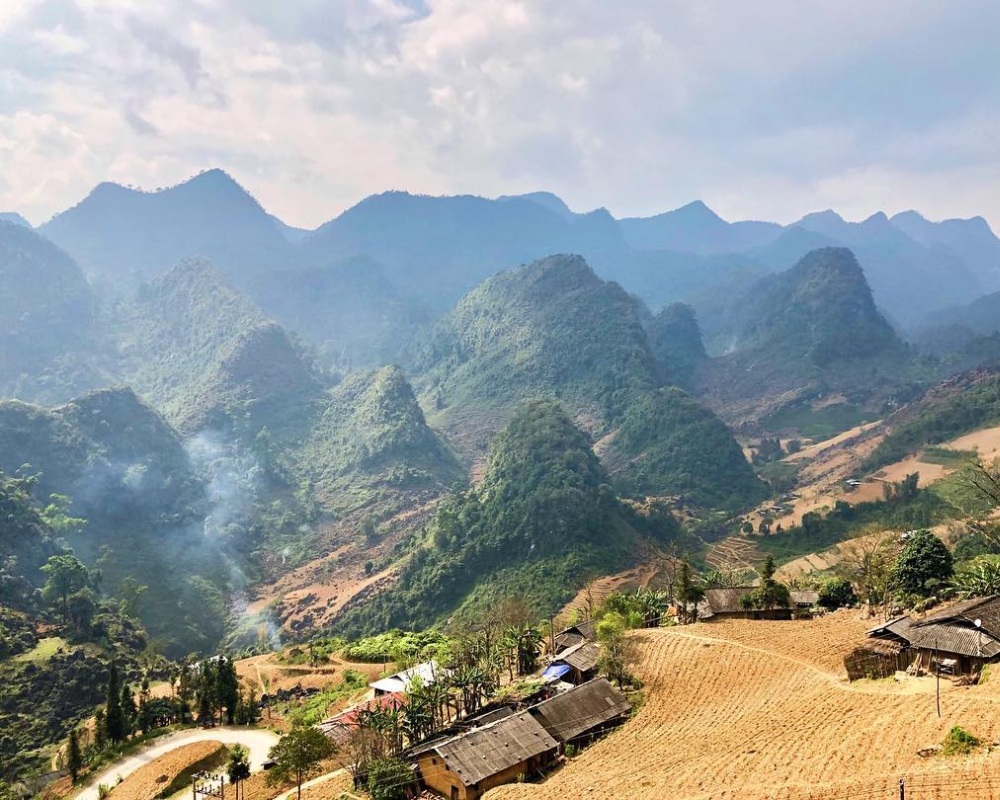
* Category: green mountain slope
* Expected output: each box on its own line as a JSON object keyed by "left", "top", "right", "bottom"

{"left": 0, "top": 221, "right": 113, "bottom": 404}
{"left": 408, "top": 254, "right": 763, "bottom": 509}
{"left": 117, "top": 257, "right": 323, "bottom": 436}
{"left": 337, "top": 400, "right": 672, "bottom": 634}
{"left": 646, "top": 303, "right": 707, "bottom": 387}
{"left": 0, "top": 389, "right": 224, "bottom": 655}
{"left": 697, "top": 247, "right": 924, "bottom": 427}
{"left": 294, "top": 365, "right": 463, "bottom": 515}
{"left": 409, "top": 254, "right": 662, "bottom": 442}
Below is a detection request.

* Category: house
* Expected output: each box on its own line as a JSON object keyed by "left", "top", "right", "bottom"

{"left": 414, "top": 710, "right": 557, "bottom": 800}
{"left": 369, "top": 660, "right": 448, "bottom": 696}
{"left": 541, "top": 640, "right": 601, "bottom": 684}
{"left": 317, "top": 691, "right": 408, "bottom": 747}
{"left": 906, "top": 596, "right": 1000, "bottom": 676}
{"left": 527, "top": 678, "right": 630, "bottom": 748}
{"left": 696, "top": 587, "right": 792, "bottom": 621}
{"left": 552, "top": 619, "right": 597, "bottom": 654}
{"left": 861, "top": 597, "right": 1000, "bottom": 678}
{"left": 790, "top": 590, "right": 819, "bottom": 609}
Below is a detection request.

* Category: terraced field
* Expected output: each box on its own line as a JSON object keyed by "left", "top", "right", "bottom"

{"left": 487, "top": 613, "right": 1000, "bottom": 799}
{"left": 706, "top": 536, "right": 762, "bottom": 573}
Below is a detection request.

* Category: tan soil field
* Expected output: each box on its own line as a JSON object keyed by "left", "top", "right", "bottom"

{"left": 108, "top": 741, "right": 225, "bottom": 800}
{"left": 487, "top": 613, "right": 1000, "bottom": 800}
{"left": 235, "top": 650, "right": 385, "bottom": 697}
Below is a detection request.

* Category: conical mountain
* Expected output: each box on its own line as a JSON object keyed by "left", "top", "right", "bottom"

{"left": 116, "top": 257, "right": 322, "bottom": 436}
{"left": 698, "top": 247, "right": 918, "bottom": 426}
{"left": 337, "top": 399, "right": 656, "bottom": 633}
{"left": 409, "top": 254, "right": 764, "bottom": 509}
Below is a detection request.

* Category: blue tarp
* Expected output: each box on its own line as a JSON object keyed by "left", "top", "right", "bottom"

{"left": 542, "top": 663, "right": 571, "bottom": 680}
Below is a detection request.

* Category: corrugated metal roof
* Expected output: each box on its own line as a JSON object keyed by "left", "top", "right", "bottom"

{"left": 915, "top": 596, "right": 1000, "bottom": 638}
{"left": 907, "top": 622, "right": 1000, "bottom": 658}
{"left": 554, "top": 641, "right": 601, "bottom": 673}
{"left": 369, "top": 660, "right": 447, "bottom": 694}
{"left": 866, "top": 616, "right": 915, "bottom": 642}
{"left": 527, "top": 678, "right": 630, "bottom": 744}
{"left": 429, "top": 711, "right": 557, "bottom": 786}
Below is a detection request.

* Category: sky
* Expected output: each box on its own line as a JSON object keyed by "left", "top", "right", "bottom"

{"left": 2, "top": 1, "right": 1000, "bottom": 229}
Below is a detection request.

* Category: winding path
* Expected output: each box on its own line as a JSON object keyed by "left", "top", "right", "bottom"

{"left": 75, "top": 727, "right": 280, "bottom": 800}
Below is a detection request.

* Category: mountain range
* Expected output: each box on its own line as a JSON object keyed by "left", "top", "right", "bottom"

{"left": 4, "top": 166, "right": 1000, "bottom": 657}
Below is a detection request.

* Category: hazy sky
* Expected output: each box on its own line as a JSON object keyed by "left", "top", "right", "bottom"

{"left": 2, "top": 1, "right": 1000, "bottom": 229}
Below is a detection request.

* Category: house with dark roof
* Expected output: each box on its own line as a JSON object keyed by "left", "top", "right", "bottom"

{"left": 527, "top": 678, "right": 630, "bottom": 748}
{"left": 907, "top": 596, "right": 1000, "bottom": 676}
{"left": 863, "top": 597, "right": 1000, "bottom": 677}
{"left": 413, "top": 710, "right": 557, "bottom": 800}
{"left": 540, "top": 640, "right": 601, "bottom": 684}
{"left": 552, "top": 619, "right": 597, "bottom": 654}
{"left": 696, "top": 587, "right": 792, "bottom": 621}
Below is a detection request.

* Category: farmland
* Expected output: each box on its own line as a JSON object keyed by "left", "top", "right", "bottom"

{"left": 487, "top": 613, "right": 1000, "bottom": 799}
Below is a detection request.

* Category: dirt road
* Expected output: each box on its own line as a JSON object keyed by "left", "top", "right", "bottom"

{"left": 76, "top": 727, "right": 279, "bottom": 800}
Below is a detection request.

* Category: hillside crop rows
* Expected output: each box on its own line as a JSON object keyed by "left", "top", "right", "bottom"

{"left": 487, "top": 614, "right": 1000, "bottom": 799}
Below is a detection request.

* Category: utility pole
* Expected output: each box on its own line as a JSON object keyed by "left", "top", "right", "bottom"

{"left": 899, "top": 776, "right": 905, "bottom": 800}
{"left": 935, "top": 638, "right": 941, "bottom": 718}
{"left": 549, "top": 615, "right": 555, "bottom": 656}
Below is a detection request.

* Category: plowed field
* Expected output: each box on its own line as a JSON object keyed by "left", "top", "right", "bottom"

{"left": 487, "top": 613, "right": 1000, "bottom": 799}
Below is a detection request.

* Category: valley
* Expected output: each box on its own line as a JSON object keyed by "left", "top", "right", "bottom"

{"left": 6, "top": 168, "right": 1000, "bottom": 799}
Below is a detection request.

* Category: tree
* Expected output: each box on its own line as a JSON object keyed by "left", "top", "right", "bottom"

{"left": 894, "top": 530, "right": 953, "bottom": 596}
{"left": 818, "top": 577, "right": 857, "bottom": 609}
{"left": 105, "top": 663, "right": 126, "bottom": 743}
{"left": 596, "top": 612, "right": 636, "bottom": 688}
{"left": 267, "top": 724, "right": 334, "bottom": 800}
{"left": 67, "top": 729, "right": 82, "bottom": 783}
{"left": 121, "top": 683, "right": 137, "bottom": 735}
{"left": 40, "top": 555, "right": 90, "bottom": 621}
{"left": 366, "top": 757, "right": 415, "bottom": 800}
{"left": 227, "top": 744, "right": 252, "bottom": 800}
{"left": 116, "top": 577, "right": 147, "bottom": 619}
{"left": 216, "top": 656, "right": 240, "bottom": 724}
{"left": 740, "top": 556, "right": 791, "bottom": 610}
{"left": 675, "top": 561, "right": 704, "bottom": 624}
{"left": 837, "top": 526, "right": 902, "bottom": 617}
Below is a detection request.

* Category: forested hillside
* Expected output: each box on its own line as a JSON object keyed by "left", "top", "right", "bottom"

{"left": 337, "top": 400, "right": 671, "bottom": 634}
{"left": 0, "top": 389, "right": 225, "bottom": 655}
{"left": 697, "top": 248, "right": 926, "bottom": 427}
{"left": 0, "top": 221, "right": 113, "bottom": 404}
{"left": 407, "top": 254, "right": 763, "bottom": 508}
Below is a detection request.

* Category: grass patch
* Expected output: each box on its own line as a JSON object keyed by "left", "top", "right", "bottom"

{"left": 919, "top": 446, "right": 977, "bottom": 466}
{"left": 13, "top": 636, "right": 70, "bottom": 663}
{"left": 283, "top": 669, "right": 368, "bottom": 727}
{"left": 762, "top": 403, "right": 877, "bottom": 440}
{"left": 942, "top": 725, "right": 981, "bottom": 756}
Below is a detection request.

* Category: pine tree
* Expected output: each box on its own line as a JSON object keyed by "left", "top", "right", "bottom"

{"left": 105, "top": 663, "right": 126, "bottom": 743}
{"left": 121, "top": 683, "right": 137, "bottom": 735}
{"left": 67, "top": 729, "right": 82, "bottom": 783}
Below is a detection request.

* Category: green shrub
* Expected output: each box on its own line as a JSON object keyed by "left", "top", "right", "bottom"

{"left": 818, "top": 577, "right": 857, "bottom": 609}
{"left": 366, "top": 757, "right": 415, "bottom": 800}
{"left": 942, "top": 725, "right": 980, "bottom": 756}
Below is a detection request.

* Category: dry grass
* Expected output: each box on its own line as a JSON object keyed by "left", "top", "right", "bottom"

{"left": 486, "top": 612, "right": 1000, "bottom": 799}
{"left": 108, "top": 741, "right": 226, "bottom": 800}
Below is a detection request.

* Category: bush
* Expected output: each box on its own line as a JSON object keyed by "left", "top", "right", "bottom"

{"left": 942, "top": 725, "right": 980, "bottom": 756}
{"left": 367, "top": 757, "right": 415, "bottom": 800}
{"left": 818, "top": 577, "right": 857, "bottom": 609}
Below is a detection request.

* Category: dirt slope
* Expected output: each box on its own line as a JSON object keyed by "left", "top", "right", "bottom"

{"left": 487, "top": 614, "right": 1000, "bottom": 799}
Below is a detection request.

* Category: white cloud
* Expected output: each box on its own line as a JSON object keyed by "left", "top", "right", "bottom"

{"left": 0, "top": 0, "right": 999, "bottom": 230}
